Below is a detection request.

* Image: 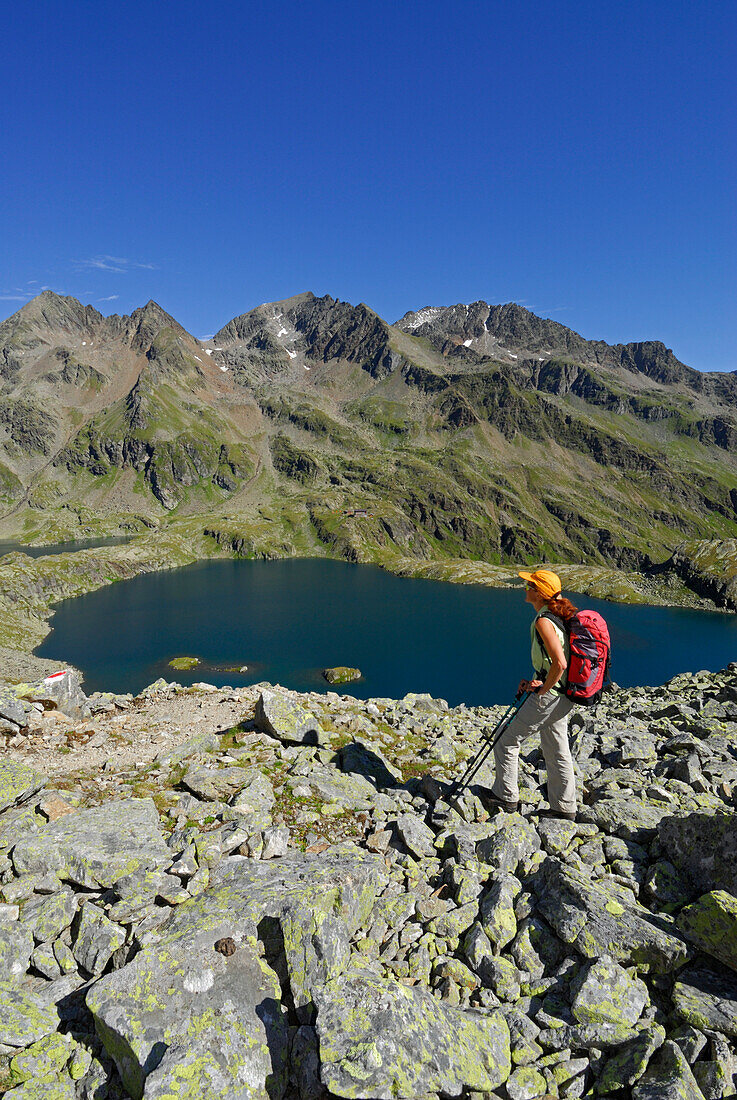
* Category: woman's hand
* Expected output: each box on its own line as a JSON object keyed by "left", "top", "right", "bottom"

{"left": 518, "top": 679, "right": 543, "bottom": 695}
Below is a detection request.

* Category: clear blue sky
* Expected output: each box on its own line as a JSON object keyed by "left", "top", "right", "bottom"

{"left": 2, "top": 1, "right": 735, "bottom": 369}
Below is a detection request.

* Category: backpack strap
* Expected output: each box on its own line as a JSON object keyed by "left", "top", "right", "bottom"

{"left": 538, "top": 609, "right": 567, "bottom": 633}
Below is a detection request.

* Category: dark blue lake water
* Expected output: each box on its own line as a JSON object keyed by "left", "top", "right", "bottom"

{"left": 36, "top": 558, "right": 737, "bottom": 705}
{"left": 0, "top": 537, "right": 132, "bottom": 559}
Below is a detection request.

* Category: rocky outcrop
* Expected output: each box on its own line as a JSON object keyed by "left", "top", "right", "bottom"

{"left": 0, "top": 665, "right": 736, "bottom": 1097}
{"left": 664, "top": 540, "right": 737, "bottom": 610}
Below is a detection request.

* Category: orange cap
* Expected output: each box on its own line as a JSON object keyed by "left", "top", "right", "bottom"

{"left": 518, "top": 569, "right": 562, "bottom": 600}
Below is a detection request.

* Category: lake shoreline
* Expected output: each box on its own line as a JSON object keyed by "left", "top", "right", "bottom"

{"left": 0, "top": 530, "right": 732, "bottom": 692}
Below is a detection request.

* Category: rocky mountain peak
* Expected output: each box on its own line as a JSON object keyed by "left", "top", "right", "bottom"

{"left": 5, "top": 291, "right": 103, "bottom": 337}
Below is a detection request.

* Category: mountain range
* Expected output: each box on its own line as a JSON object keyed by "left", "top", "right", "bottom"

{"left": 1, "top": 289, "right": 736, "bottom": 579}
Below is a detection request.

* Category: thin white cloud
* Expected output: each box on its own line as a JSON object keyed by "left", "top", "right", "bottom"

{"left": 97, "top": 294, "right": 120, "bottom": 301}
{"left": 76, "top": 255, "right": 158, "bottom": 273}
{"left": 0, "top": 294, "right": 30, "bottom": 301}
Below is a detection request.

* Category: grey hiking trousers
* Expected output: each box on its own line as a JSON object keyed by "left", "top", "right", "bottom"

{"left": 491, "top": 692, "right": 577, "bottom": 815}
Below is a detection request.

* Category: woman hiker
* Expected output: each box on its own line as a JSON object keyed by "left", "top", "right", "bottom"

{"left": 481, "top": 568, "right": 578, "bottom": 821}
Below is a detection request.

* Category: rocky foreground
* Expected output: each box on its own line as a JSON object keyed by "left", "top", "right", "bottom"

{"left": 0, "top": 667, "right": 736, "bottom": 1099}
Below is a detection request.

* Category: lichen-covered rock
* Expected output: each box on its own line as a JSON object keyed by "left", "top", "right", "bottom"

{"left": 2, "top": 1075, "right": 76, "bottom": 1100}
{"left": 478, "top": 872, "right": 521, "bottom": 952}
{"left": 476, "top": 814, "right": 540, "bottom": 874}
{"left": 570, "top": 955, "right": 649, "bottom": 1043}
{"left": 280, "top": 907, "right": 350, "bottom": 1023}
{"left": 9, "top": 1031, "right": 72, "bottom": 1083}
{"left": 255, "top": 689, "right": 326, "bottom": 745}
{"left": 0, "top": 760, "right": 47, "bottom": 815}
{"left": 395, "top": 812, "right": 436, "bottom": 859}
{"left": 182, "top": 764, "right": 254, "bottom": 802}
{"left": 535, "top": 857, "right": 690, "bottom": 973}
{"left": 505, "top": 1063, "right": 548, "bottom": 1100}
{"left": 0, "top": 925, "right": 34, "bottom": 977}
{"left": 672, "top": 964, "right": 737, "bottom": 1037}
{"left": 11, "top": 798, "right": 171, "bottom": 888}
{"left": 88, "top": 936, "right": 288, "bottom": 1100}
{"left": 659, "top": 812, "right": 737, "bottom": 895}
{"left": 597, "top": 1023, "right": 666, "bottom": 1093}
{"left": 315, "top": 971, "right": 511, "bottom": 1098}
{"left": 677, "top": 890, "right": 737, "bottom": 972}
{"left": 72, "top": 903, "right": 126, "bottom": 974}
{"left": 0, "top": 981, "right": 59, "bottom": 1046}
{"left": 632, "top": 1039, "right": 706, "bottom": 1100}
{"left": 0, "top": 687, "right": 29, "bottom": 727}
{"left": 322, "top": 666, "right": 362, "bottom": 685}
{"left": 88, "top": 849, "right": 385, "bottom": 1097}
{"left": 20, "top": 887, "right": 77, "bottom": 942}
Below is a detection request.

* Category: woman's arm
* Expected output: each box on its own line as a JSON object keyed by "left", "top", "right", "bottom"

{"left": 535, "top": 617, "right": 568, "bottom": 696}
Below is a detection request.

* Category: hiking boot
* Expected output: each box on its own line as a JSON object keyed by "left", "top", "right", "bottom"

{"left": 537, "top": 808, "right": 577, "bottom": 822}
{"left": 479, "top": 790, "right": 519, "bottom": 814}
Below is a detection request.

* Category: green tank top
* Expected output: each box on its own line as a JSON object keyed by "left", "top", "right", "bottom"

{"left": 531, "top": 610, "right": 569, "bottom": 694}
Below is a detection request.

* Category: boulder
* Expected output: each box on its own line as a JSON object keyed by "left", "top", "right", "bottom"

{"left": 315, "top": 971, "right": 511, "bottom": 1098}
{"left": 535, "top": 857, "right": 690, "bottom": 973}
{"left": 18, "top": 670, "right": 90, "bottom": 720}
{"left": 478, "top": 872, "right": 521, "bottom": 952}
{"left": 72, "top": 904, "right": 126, "bottom": 975}
{"left": 255, "top": 689, "right": 326, "bottom": 745}
{"left": 339, "top": 738, "right": 401, "bottom": 788}
{"left": 11, "top": 798, "right": 171, "bottom": 888}
{"left": 677, "top": 890, "right": 737, "bottom": 972}
{"left": 597, "top": 1023, "right": 666, "bottom": 1093}
{"left": 659, "top": 813, "right": 737, "bottom": 895}
{"left": 632, "top": 1039, "right": 706, "bottom": 1100}
{"left": 672, "top": 964, "right": 737, "bottom": 1037}
{"left": 88, "top": 934, "right": 288, "bottom": 1100}
{"left": 0, "top": 982, "right": 59, "bottom": 1046}
{"left": 476, "top": 813, "right": 540, "bottom": 874}
{"left": 394, "top": 812, "right": 436, "bottom": 859}
{"left": 182, "top": 764, "right": 253, "bottom": 802}
{"left": 569, "top": 955, "right": 649, "bottom": 1043}
{"left": 0, "top": 760, "right": 47, "bottom": 815}
{"left": 88, "top": 849, "right": 385, "bottom": 1097}
{"left": 280, "top": 906, "right": 350, "bottom": 1023}
{"left": 322, "top": 666, "right": 362, "bottom": 685}
{"left": 0, "top": 687, "right": 29, "bottom": 727}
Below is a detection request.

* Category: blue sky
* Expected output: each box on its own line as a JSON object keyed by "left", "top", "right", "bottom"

{"left": 2, "top": 0, "right": 735, "bottom": 369}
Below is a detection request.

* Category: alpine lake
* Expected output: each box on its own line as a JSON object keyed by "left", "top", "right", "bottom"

{"left": 34, "top": 557, "right": 737, "bottom": 705}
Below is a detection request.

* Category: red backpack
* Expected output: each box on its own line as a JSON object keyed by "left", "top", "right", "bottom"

{"left": 542, "top": 609, "right": 611, "bottom": 706}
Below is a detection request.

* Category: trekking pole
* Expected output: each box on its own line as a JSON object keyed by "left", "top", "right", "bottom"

{"left": 445, "top": 691, "right": 529, "bottom": 811}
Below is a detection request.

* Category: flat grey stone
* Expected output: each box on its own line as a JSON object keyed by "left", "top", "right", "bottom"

{"left": 12, "top": 798, "right": 170, "bottom": 888}
{"left": 316, "top": 971, "right": 511, "bottom": 1098}
{"left": 280, "top": 906, "right": 350, "bottom": 1023}
{"left": 395, "top": 812, "right": 436, "bottom": 859}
